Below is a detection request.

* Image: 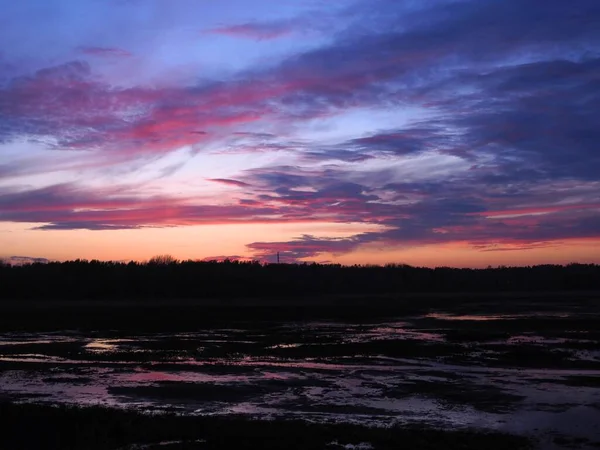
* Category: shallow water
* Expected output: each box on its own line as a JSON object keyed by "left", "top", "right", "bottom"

{"left": 1, "top": 310, "right": 600, "bottom": 448}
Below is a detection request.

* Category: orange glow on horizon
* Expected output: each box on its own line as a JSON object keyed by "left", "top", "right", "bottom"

{"left": 2, "top": 221, "right": 598, "bottom": 268}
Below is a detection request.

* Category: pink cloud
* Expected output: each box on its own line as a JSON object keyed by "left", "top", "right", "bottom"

{"left": 0, "top": 183, "right": 346, "bottom": 230}
{"left": 2, "top": 36, "right": 419, "bottom": 164}
{"left": 0, "top": 61, "right": 274, "bottom": 158}
{"left": 475, "top": 203, "right": 600, "bottom": 218}
{"left": 200, "top": 255, "right": 254, "bottom": 262}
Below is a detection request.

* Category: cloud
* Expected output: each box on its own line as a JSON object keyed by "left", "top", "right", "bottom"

{"left": 0, "top": 182, "right": 349, "bottom": 230}
{"left": 1, "top": 0, "right": 599, "bottom": 262}
{"left": 0, "top": 60, "right": 266, "bottom": 158}
{"left": 454, "top": 58, "right": 600, "bottom": 180}
{"left": 206, "top": 22, "right": 295, "bottom": 40}
{"left": 474, "top": 203, "right": 600, "bottom": 219}
{"left": 200, "top": 255, "right": 252, "bottom": 262}
{"left": 78, "top": 46, "right": 132, "bottom": 58}
{"left": 233, "top": 157, "right": 600, "bottom": 260}
{"left": 2, "top": 0, "right": 600, "bottom": 162}
{"left": 1, "top": 256, "right": 50, "bottom": 265}
{"left": 34, "top": 222, "right": 141, "bottom": 231}
{"left": 301, "top": 128, "right": 454, "bottom": 163}
{"left": 207, "top": 178, "right": 252, "bottom": 188}
{"left": 247, "top": 234, "right": 365, "bottom": 263}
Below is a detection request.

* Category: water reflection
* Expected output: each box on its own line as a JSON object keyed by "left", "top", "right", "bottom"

{"left": 0, "top": 313, "right": 599, "bottom": 444}
{"left": 85, "top": 339, "right": 125, "bottom": 353}
{"left": 425, "top": 313, "right": 516, "bottom": 321}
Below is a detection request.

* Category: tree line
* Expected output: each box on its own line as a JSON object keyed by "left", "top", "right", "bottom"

{"left": 1, "top": 257, "right": 599, "bottom": 300}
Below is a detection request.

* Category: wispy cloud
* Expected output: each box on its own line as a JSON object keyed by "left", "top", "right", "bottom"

{"left": 206, "top": 22, "right": 296, "bottom": 40}
{"left": 1, "top": 256, "right": 50, "bottom": 265}
{"left": 78, "top": 46, "right": 132, "bottom": 58}
{"left": 207, "top": 178, "right": 252, "bottom": 188}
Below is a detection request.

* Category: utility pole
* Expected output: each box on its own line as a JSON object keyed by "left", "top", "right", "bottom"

{"left": 277, "top": 252, "right": 280, "bottom": 264}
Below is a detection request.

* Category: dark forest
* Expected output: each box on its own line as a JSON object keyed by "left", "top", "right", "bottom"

{"left": 1, "top": 259, "right": 598, "bottom": 300}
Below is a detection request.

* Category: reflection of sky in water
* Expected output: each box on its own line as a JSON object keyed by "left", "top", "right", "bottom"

{"left": 0, "top": 316, "right": 599, "bottom": 443}
{"left": 425, "top": 313, "right": 519, "bottom": 321}
{"left": 425, "top": 312, "right": 572, "bottom": 321}
{"left": 85, "top": 339, "right": 136, "bottom": 353}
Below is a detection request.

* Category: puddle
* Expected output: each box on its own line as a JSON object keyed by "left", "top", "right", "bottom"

{"left": 85, "top": 339, "right": 136, "bottom": 353}
{"left": 267, "top": 343, "right": 304, "bottom": 349}
{"left": 425, "top": 313, "right": 518, "bottom": 321}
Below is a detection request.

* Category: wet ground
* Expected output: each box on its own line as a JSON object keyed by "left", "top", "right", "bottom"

{"left": 1, "top": 295, "right": 600, "bottom": 449}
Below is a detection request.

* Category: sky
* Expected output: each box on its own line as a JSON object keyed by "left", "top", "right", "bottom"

{"left": 0, "top": 0, "right": 599, "bottom": 267}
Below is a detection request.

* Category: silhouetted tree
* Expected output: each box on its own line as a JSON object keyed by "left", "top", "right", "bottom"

{"left": 148, "top": 254, "right": 178, "bottom": 265}
{"left": 0, "top": 260, "right": 598, "bottom": 301}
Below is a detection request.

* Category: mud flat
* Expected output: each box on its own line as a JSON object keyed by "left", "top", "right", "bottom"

{"left": 1, "top": 293, "right": 599, "bottom": 449}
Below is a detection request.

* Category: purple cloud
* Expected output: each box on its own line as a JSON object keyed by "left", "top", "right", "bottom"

{"left": 78, "top": 46, "right": 132, "bottom": 58}
{"left": 248, "top": 234, "right": 365, "bottom": 263}
{"left": 207, "top": 178, "right": 252, "bottom": 188}
{"left": 206, "top": 22, "right": 295, "bottom": 40}
{"left": 1, "top": 256, "right": 50, "bottom": 265}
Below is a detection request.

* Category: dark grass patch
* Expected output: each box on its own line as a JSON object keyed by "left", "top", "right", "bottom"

{"left": 411, "top": 370, "right": 469, "bottom": 381}
{"left": 131, "top": 337, "right": 462, "bottom": 361}
{"left": 0, "top": 301, "right": 421, "bottom": 333}
{"left": 383, "top": 380, "right": 525, "bottom": 413}
{"left": 575, "top": 330, "right": 600, "bottom": 341}
{"left": 552, "top": 435, "right": 596, "bottom": 449}
{"left": 122, "top": 440, "right": 208, "bottom": 449}
{"left": 260, "top": 339, "right": 461, "bottom": 359}
{"left": 76, "top": 350, "right": 189, "bottom": 363}
{"left": 259, "top": 376, "right": 333, "bottom": 389}
{"left": 0, "top": 360, "right": 139, "bottom": 372}
{"left": 0, "top": 392, "right": 53, "bottom": 402}
{"left": 590, "top": 403, "right": 600, "bottom": 411}
{"left": 0, "top": 402, "right": 534, "bottom": 450}
{"left": 439, "top": 344, "right": 600, "bottom": 369}
{"left": 109, "top": 382, "right": 281, "bottom": 403}
{"left": 0, "top": 341, "right": 83, "bottom": 356}
{"left": 42, "top": 376, "right": 94, "bottom": 384}
{"left": 530, "top": 376, "right": 600, "bottom": 389}
{"left": 1, "top": 292, "right": 598, "bottom": 333}
{"left": 443, "top": 329, "right": 510, "bottom": 343}
{"left": 261, "top": 398, "right": 395, "bottom": 416}
{"left": 101, "top": 339, "right": 206, "bottom": 353}
{"left": 482, "top": 346, "right": 598, "bottom": 369}
{"left": 109, "top": 376, "right": 333, "bottom": 405}
{"left": 560, "top": 376, "right": 600, "bottom": 388}
{"left": 413, "top": 316, "right": 600, "bottom": 336}
{"left": 137, "top": 363, "right": 261, "bottom": 375}
{"left": 535, "top": 403, "right": 580, "bottom": 412}
{"left": 559, "top": 341, "right": 600, "bottom": 351}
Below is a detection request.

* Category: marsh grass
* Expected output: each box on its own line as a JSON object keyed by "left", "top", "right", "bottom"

{"left": 0, "top": 402, "right": 534, "bottom": 450}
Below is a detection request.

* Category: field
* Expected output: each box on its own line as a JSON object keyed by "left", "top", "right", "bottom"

{"left": 1, "top": 292, "right": 599, "bottom": 449}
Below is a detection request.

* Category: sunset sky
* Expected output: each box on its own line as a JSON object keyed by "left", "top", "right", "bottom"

{"left": 1, "top": 0, "right": 599, "bottom": 266}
